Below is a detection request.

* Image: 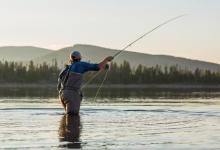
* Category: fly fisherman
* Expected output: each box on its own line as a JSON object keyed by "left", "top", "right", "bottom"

{"left": 57, "top": 51, "right": 113, "bottom": 115}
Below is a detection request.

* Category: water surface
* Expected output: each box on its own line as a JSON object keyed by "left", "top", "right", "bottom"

{"left": 0, "top": 95, "right": 220, "bottom": 150}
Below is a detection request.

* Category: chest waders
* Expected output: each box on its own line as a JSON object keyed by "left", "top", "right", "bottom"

{"left": 60, "top": 67, "right": 83, "bottom": 115}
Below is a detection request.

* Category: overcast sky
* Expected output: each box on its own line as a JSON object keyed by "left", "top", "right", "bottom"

{"left": 0, "top": 0, "right": 219, "bottom": 63}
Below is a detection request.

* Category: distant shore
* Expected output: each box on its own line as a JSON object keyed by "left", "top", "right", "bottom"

{"left": 1, "top": 83, "right": 220, "bottom": 89}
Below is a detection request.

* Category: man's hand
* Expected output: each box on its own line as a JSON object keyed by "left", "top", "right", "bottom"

{"left": 99, "top": 56, "right": 113, "bottom": 70}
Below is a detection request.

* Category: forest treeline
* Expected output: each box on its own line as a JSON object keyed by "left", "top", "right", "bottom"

{"left": 0, "top": 60, "right": 220, "bottom": 84}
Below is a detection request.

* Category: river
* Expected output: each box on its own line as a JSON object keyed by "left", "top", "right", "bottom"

{"left": 0, "top": 88, "right": 220, "bottom": 150}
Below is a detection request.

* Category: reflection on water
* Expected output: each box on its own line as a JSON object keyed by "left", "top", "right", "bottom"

{"left": 0, "top": 100, "right": 220, "bottom": 150}
{"left": 0, "top": 87, "right": 57, "bottom": 98}
{"left": 58, "top": 115, "right": 82, "bottom": 149}
{"left": 1, "top": 87, "right": 220, "bottom": 100}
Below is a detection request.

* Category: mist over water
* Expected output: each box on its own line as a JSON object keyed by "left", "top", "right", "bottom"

{"left": 0, "top": 88, "right": 220, "bottom": 150}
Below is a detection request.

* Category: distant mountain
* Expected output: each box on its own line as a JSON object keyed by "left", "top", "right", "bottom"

{"left": 0, "top": 46, "right": 52, "bottom": 61}
{"left": 33, "top": 44, "right": 220, "bottom": 72}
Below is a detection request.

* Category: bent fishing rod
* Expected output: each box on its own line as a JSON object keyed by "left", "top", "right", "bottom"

{"left": 113, "top": 14, "right": 187, "bottom": 58}
{"left": 82, "top": 14, "right": 187, "bottom": 90}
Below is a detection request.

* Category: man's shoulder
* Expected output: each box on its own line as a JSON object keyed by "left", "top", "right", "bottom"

{"left": 76, "top": 61, "right": 91, "bottom": 66}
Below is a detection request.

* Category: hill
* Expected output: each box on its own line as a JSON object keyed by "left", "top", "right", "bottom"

{"left": 0, "top": 46, "right": 52, "bottom": 61}
{"left": 33, "top": 44, "right": 220, "bottom": 72}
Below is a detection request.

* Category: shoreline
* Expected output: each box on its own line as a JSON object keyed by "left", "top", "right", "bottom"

{"left": 1, "top": 83, "right": 220, "bottom": 89}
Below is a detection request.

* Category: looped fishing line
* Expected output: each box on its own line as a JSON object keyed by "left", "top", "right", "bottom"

{"left": 93, "top": 69, "right": 110, "bottom": 101}
{"left": 81, "top": 71, "right": 102, "bottom": 90}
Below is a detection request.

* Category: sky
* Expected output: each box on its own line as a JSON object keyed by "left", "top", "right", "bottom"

{"left": 0, "top": 0, "right": 219, "bottom": 63}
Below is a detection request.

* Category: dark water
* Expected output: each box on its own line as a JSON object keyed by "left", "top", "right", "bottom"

{"left": 0, "top": 88, "right": 220, "bottom": 150}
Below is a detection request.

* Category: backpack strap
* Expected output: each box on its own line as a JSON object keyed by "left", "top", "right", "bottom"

{"left": 63, "top": 64, "right": 73, "bottom": 87}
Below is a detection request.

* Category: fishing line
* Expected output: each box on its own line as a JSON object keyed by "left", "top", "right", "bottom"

{"left": 93, "top": 69, "right": 109, "bottom": 100}
{"left": 82, "top": 14, "right": 187, "bottom": 99}
{"left": 81, "top": 71, "right": 102, "bottom": 90}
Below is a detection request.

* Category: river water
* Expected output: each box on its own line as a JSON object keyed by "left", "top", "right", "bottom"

{"left": 0, "top": 89, "right": 220, "bottom": 150}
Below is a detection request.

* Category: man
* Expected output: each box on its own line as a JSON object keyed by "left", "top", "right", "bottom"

{"left": 58, "top": 51, "right": 113, "bottom": 115}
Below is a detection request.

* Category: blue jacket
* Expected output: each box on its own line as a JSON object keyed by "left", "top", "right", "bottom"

{"left": 60, "top": 61, "right": 99, "bottom": 75}
{"left": 57, "top": 61, "right": 99, "bottom": 91}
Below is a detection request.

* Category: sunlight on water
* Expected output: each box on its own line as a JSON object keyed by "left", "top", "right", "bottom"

{"left": 0, "top": 97, "right": 220, "bottom": 150}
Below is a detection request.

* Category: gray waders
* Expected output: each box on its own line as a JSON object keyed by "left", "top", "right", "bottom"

{"left": 59, "top": 72, "right": 83, "bottom": 115}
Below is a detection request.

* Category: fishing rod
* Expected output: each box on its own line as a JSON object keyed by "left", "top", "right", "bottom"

{"left": 82, "top": 14, "right": 187, "bottom": 92}
{"left": 113, "top": 14, "right": 187, "bottom": 58}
